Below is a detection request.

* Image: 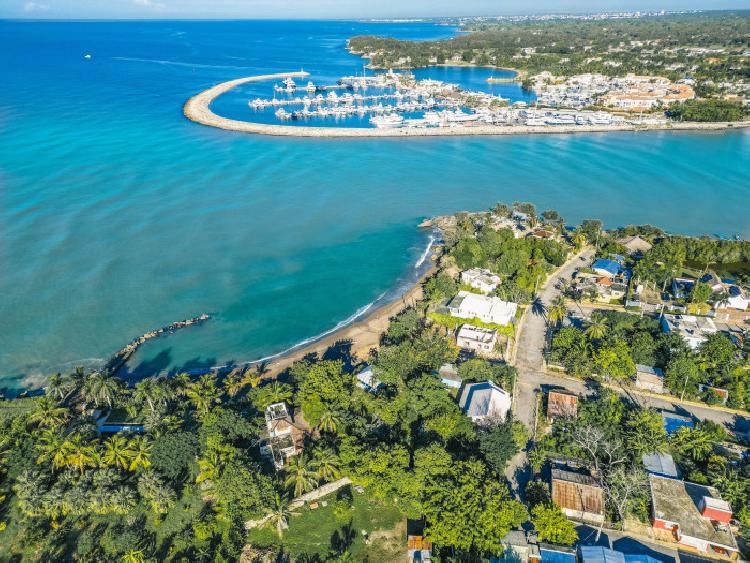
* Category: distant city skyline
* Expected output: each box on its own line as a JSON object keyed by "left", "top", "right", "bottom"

{"left": 2, "top": 0, "right": 749, "bottom": 20}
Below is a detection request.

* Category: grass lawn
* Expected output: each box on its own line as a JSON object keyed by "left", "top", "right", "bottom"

{"left": 246, "top": 486, "right": 405, "bottom": 562}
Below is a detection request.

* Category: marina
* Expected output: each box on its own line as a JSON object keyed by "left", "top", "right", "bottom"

{"left": 187, "top": 70, "right": 748, "bottom": 135}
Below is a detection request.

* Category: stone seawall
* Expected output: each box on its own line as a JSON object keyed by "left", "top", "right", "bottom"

{"left": 184, "top": 72, "right": 750, "bottom": 138}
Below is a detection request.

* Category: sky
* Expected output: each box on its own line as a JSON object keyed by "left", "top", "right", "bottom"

{"left": 0, "top": 0, "right": 748, "bottom": 19}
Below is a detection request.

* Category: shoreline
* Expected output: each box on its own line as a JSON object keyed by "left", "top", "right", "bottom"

{"left": 255, "top": 263, "right": 437, "bottom": 378}
{"left": 184, "top": 73, "right": 750, "bottom": 138}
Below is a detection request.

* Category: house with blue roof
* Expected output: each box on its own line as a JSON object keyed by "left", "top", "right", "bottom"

{"left": 540, "top": 543, "right": 577, "bottom": 563}
{"left": 591, "top": 259, "right": 623, "bottom": 278}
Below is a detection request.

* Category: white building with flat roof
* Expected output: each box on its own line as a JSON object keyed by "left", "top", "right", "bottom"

{"left": 456, "top": 324, "right": 498, "bottom": 355}
{"left": 448, "top": 291, "right": 517, "bottom": 326}
{"left": 460, "top": 268, "right": 501, "bottom": 294}
{"left": 660, "top": 314, "right": 717, "bottom": 350}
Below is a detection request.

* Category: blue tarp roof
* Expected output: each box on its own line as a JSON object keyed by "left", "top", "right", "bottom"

{"left": 661, "top": 413, "right": 694, "bottom": 436}
{"left": 591, "top": 259, "right": 622, "bottom": 276}
{"left": 624, "top": 555, "right": 662, "bottom": 563}
{"left": 541, "top": 548, "right": 577, "bottom": 563}
{"left": 580, "top": 546, "right": 625, "bottom": 563}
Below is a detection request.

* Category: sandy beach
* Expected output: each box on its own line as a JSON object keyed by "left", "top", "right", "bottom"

{"left": 259, "top": 264, "right": 437, "bottom": 377}
{"left": 184, "top": 72, "right": 750, "bottom": 138}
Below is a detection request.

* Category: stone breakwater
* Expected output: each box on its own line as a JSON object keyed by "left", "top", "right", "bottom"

{"left": 104, "top": 313, "right": 210, "bottom": 377}
{"left": 184, "top": 72, "right": 750, "bottom": 138}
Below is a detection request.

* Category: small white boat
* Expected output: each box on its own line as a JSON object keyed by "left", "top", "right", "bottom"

{"left": 84, "top": 54, "right": 92, "bottom": 59}
{"left": 370, "top": 114, "right": 404, "bottom": 128}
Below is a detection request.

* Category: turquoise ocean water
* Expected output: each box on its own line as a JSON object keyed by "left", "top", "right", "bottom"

{"left": 1, "top": 20, "right": 749, "bottom": 391}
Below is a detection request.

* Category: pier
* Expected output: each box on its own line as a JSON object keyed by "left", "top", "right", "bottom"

{"left": 184, "top": 72, "right": 750, "bottom": 138}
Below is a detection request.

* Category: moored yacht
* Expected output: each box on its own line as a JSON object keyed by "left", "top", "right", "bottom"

{"left": 370, "top": 114, "right": 404, "bottom": 128}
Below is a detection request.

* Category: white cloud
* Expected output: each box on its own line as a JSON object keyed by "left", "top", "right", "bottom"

{"left": 132, "top": 0, "right": 166, "bottom": 9}
{"left": 23, "top": 2, "right": 49, "bottom": 11}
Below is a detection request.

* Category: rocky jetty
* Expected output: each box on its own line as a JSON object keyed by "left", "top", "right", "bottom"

{"left": 104, "top": 314, "right": 210, "bottom": 376}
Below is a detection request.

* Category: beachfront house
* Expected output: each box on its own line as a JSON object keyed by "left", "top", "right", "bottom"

{"left": 458, "top": 380, "right": 512, "bottom": 423}
{"left": 634, "top": 364, "right": 665, "bottom": 394}
{"left": 259, "top": 402, "right": 305, "bottom": 470}
{"left": 649, "top": 475, "right": 738, "bottom": 557}
{"left": 551, "top": 467, "right": 605, "bottom": 524}
{"left": 460, "top": 268, "right": 501, "bottom": 294}
{"left": 456, "top": 324, "right": 499, "bottom": 356}
{"left": 447, "top": 291, "right": 518, "bottom": 326}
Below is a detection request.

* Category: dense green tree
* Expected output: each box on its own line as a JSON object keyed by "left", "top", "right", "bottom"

{"left": 531, "top": 504, "right": 578, "bottom": 545}
{"left": 150, "top": 432, "right": 199, "bottom": 481}
{"left": 478, "top": 421, "right": 520, "bottom": 474}
{"left": 423, "top": 460, "right": 527, "bottom": 555}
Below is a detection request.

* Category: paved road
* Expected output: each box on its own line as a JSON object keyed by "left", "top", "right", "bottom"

{"left": 517, "top": 372, "right": 749, "bottom": 433}
{"left": 515, "top": 248, "right": 594, "bottom": 371}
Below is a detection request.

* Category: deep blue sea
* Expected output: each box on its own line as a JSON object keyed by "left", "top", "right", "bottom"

{"left": 1, "top": 20, "right": 749, "bottom": 391}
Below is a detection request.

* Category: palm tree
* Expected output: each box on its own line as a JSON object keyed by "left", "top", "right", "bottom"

{"left": 128, "top": 436, "right": 153, "bottom": 472}
{"left": 266, "top": 381, "right": 293, "bottom": 404}
{"left": 27, "top": 396, "right": 70, "bottom": 429}
{"left": 122, "top": 550, "right": 146, "bottom": 563}
{"left": 132, "top": 378, "right": 171, "bottom": 414}
{"left": 222, "top": 368, "right": 245, "bottom": 398}
{"left": 186, "top": 374, "right": 221, "bottom": 417}
{"left": 311, "top": 448, "right": 341, "bottom": 482}
{"left": 585, "top": 315, "right": 608, "bottom": 340}
{"left": 547, "top": 295, "right": 567, "bottom": 327}
{"left": 63, "top": 434, "right": 97, "bottom": 474}
{"left": 713, "top": 290, "right": 730, "bottom": 311}
{"left": 284, "top": 455, "right": 318, "bottom": 497}
{"left": 571, "top": 230, "right": 586, "bottom": 250}
{"left": 318, "top": 410, "right": 341, "bottom": 434}
{"left": 35, "top": 429, "right": 68, "bottom": 470}
{"left": 171, "top": 372, "right": 192, "bottom": 397}
{"left": 46, "top": 373, "right": 71, "bottom": 402}
{"left": 102, "top": 435, "right": 135, "bottom": 471}
{"left": 143, "top": 411, "right": 182, "bottom": 437}
{"left": 63, "top": 366, "right": 87, "bottom": 402}
{"left": 82, "top": 372, "right": 122, "bottom": 408}
{"left": 266, "top": 493, "right": 292, "bottom": 539}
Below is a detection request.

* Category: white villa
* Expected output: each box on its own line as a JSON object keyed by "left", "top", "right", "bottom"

{"left": 456, "top": 324, "right": 499, "bottom": 355}
{"left": 458, "top": 380, "right": 512, "bottom": 422}
{"left": 448, "top": 291, "right": 517, "bottom": 326}
{"left": 460, "top": 268, "right": 501, "bottom": 294}
{"left": 660, "top": 314, "right": 717, "bottom": 350}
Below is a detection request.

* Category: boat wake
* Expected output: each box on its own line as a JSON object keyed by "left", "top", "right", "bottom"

{"left": 111, "top": 57, "right": 254, "bottom": 71}
{"left": 414, "top": 234, "right": 435, "bottom": 269}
